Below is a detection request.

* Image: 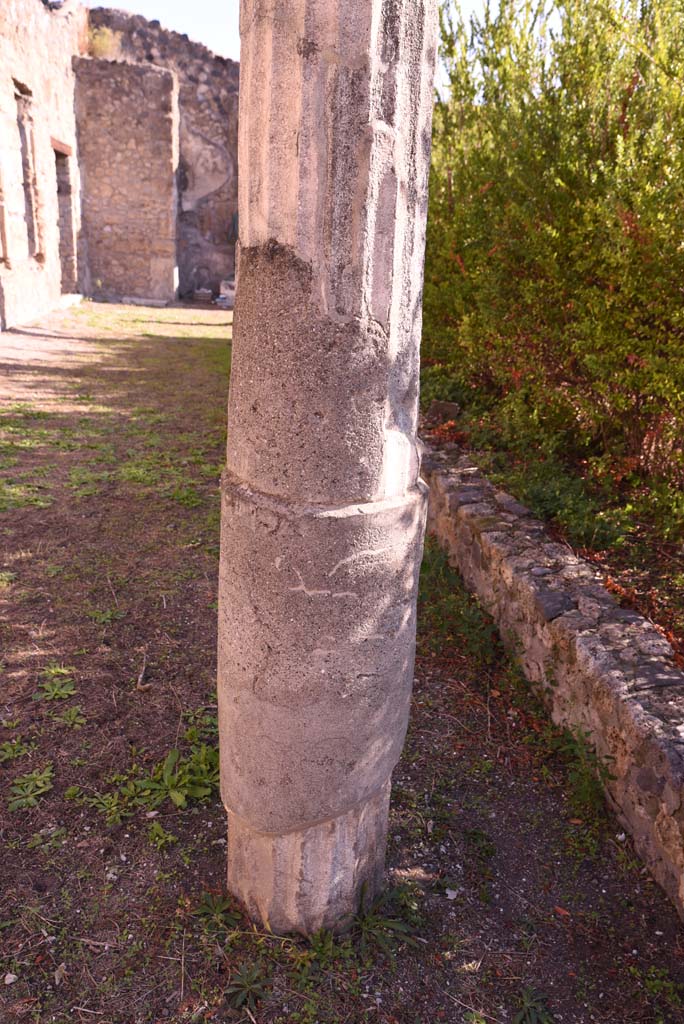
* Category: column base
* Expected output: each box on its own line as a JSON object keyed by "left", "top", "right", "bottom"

{"left": 226, "top": 781, "right": 391, "bottom": 935}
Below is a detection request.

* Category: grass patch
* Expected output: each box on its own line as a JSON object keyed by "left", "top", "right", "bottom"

{"left": 68, "top": 466, "right": 110, "bottom": 498}
{"left": 0, "top": 479, "right": 52, "bottom": 511}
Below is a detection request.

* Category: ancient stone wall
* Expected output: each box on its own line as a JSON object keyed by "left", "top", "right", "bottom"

{"left": 0, "top": 0, "right": 87, "bottom": 329}
{"left": 74, "top": 58, "right": 179, "bottom": 304}
{"left": 89, "top": 7, "right": 239, "bottom": 298}
{"left": 423, "top": 448, "right": 684, "bottom": 919}
{"left": 0, "top": 1, "right": 239, "bottom": 324}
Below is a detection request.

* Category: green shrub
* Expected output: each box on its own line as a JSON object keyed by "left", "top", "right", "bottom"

{"left": 88, "top": 26, "right": 121, "bottom": 60}
{"left": 419, "top": 363, "right": 467, "bottom": 411}
{"left": 485, "top": 455, "right": 629, "bottom": 548}
{"left": 424, "top": 0, "right": 684, "bottom": 541}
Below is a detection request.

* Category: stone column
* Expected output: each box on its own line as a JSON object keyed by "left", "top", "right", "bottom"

{"left": 218, "top": 0, "right": 438, "bottom": 935}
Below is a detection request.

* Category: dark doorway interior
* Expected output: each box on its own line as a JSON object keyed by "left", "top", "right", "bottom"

{"left": 54, "top": 149, "right": 76, "bottom": 293}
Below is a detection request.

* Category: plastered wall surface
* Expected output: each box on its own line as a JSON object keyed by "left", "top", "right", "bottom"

{"left": 0, "top": 0, "right": 87, "bottom": 329}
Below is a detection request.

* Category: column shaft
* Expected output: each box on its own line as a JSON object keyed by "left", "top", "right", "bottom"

{"left": 218, "top": 0, "right": 438, "bottom": 934}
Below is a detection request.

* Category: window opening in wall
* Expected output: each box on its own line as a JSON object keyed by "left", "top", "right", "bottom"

{"left": 53, "top": 146, "right": 76, "bottom": 292}
{"left": 14, "top": 79, "right": 43, "bottom": 261}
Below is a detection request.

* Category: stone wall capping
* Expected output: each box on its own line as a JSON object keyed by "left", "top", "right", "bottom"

{"left": 423, "top": 446, "right": 684, "bottom": 918}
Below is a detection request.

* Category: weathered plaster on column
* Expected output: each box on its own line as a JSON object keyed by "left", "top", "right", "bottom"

{"left": 218, "top": 0, "right": 438, "bottom": 934}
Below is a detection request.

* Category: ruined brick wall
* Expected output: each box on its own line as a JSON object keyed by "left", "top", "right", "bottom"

{"left": 0, "top": 0, "right": 87, "bottom": 329}
{"left": 74, "top": 58, "right": 179, "bottom": 304}
{"left": 89, "top": 7, "right": 239, "bottom": 298}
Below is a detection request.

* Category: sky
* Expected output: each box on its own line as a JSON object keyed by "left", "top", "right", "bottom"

{"left": 88, "top": 0, "right": 241, "bottom": 60}
{"left": 88, "top": 1, "right": 484, "bottom": 63}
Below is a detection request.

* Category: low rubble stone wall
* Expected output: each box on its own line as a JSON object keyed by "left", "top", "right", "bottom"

{"left": 422, "top": 448, "right": 684, "bottom": 918}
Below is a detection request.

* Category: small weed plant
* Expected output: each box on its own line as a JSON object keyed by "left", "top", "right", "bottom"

{"left": 27, "top": 826, "right": 67, "bottom": 851}
{"left": 194, "top": 892, "right": 241, "bottom": 935}
{"left": 559, "top": 728, "right": 615, "bottom": 819}
{"left": 225, "top": 964, "right": 271, "bottom": 1011}
{"left": 87, "top": 607, "right": 125, "bottom": 626}
{"left": 136, "top": 745, "right": 218, "bottom": 810}
{"left": 513, "top": 989, "right": 555, "bottom": 1024}
{"left": 33, "top": 664, "right": 77, "bottom": 703}
{"left": 50, "top": 705, "right": 87, "bottom": 729}
{"left": 9, "top": 764, "right": 54, "bottom": 811}
{"left": 67, "top": 743, "right": 220, "bottom": 825}
{"left": 353, "top": 886, "right": 418, "bottom": 961}
{"left": 0, "top": 738, "right": 33, "bottom": 762}
{"left": 147, "top": 821, "right": 178, "bottom": 851}
{"left": 628, "top": 964, "right": 683, "bottom": 1019}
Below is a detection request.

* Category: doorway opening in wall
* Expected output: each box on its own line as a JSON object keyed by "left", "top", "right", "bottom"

{"left": 53, "top": 145, "right": 77, "bottom": 293}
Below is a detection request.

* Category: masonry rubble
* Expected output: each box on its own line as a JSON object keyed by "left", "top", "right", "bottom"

{"left": 217, "top": 0, "right": 439, "bottom": 934}
{"left": 0, "top": 0, "right": 239, "bottom": 330}
{"left": 423, "top": 446, "right": 684, "bottom": 919}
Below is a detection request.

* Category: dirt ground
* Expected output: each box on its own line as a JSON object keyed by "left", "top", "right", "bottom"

{"left": 1, "top": 303, "right": 684, "bottom": 1024}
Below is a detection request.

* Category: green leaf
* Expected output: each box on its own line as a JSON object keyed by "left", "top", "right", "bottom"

{"left": 162, "top": 748, "right": 179, "bottom": 785}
